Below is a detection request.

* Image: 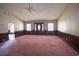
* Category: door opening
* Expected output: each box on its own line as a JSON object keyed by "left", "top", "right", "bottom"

{"left": 8, "top": 23, "right": 15, "bottom": 40}
{"left": 34, "top": 23, "right": 43, "bottom": 32}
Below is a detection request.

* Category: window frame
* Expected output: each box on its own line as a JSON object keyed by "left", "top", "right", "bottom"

{"left": 47, "top": 23, "right": 54, "bottom": 31}
{"left": 26, "top": 23, "right": 32, "bottom": 31}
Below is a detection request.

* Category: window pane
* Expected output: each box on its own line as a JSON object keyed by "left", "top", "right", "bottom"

{"left": 38, "top": 24, "right": 41, "bottom": 31}
{"left": 26, "top": 24, "right": 31, "bottom": 31}
{"left": 48, "top": 23, "right": 54, "bottom": 31}
{"left": 35, "top": 24, "right": 36, "bottom": 31}
{"left": 42, "top": 24, "right": 44, "bottom": 31}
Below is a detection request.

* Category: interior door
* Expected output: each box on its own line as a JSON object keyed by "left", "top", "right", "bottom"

{"left": 35, "top": 23, "right": 43, "bottom": 32}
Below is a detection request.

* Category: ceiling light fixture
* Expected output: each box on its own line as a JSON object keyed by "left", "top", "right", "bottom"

{"left": 25, "top": 4, "right": 32, "bottom": 13}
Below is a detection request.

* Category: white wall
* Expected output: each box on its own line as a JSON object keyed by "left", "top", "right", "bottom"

{"left": 58, "top": 4, "right": 79, "bottom": 36}
{"left": 0, "top": 8, "right": 24, "bottom": 33}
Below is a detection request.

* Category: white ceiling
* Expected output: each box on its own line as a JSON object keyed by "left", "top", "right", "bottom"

{"left": 0, "top": 3, "right": 67, "bottom": 21}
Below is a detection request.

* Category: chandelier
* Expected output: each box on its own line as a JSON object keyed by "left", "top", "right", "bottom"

{"left": 25, "top": 4, "right": 32, "bottom": 13}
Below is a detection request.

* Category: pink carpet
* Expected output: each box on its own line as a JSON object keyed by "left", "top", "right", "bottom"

{"left": 0, "top": 35, "right": 79, "bottom": 56}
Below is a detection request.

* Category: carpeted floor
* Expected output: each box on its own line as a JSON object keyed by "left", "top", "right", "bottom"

{"left": 0, "top": 35, "right": 79, "bottom": 56}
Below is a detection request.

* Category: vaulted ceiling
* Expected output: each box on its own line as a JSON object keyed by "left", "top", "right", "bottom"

{"left": 0, "top": 3, "right": 68, "bottom": 21}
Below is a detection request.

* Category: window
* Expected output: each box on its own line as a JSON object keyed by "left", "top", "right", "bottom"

{"left": 26, "top": 24, "right": 31, "bottom": 31}
{"left": 38, "top": 24, "right": 41, "bottom": 31}
{"left": 35, "top": 24, "right": 36, "bottom": 31}
{"left": 42, "top": 24, "right": 44, "bottom": 31}
{"left": 48, "top": 23, "right": 54, "bottom": 31}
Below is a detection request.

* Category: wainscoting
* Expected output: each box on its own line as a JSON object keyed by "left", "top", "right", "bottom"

{"left": 0, "top": 33, "right": 8, "bottom": 42}
{"left": 24, "top": 30, "right": 57, "bottom": 35}
{"left": 0, "top": 31, "right": 24, "bottom": 43}
{"left": 15, "top": 31, "right": 24, "bottom": 37}
{"left": 0, "top": 30, "right": 56, "bottom": 43}
{"left": 57, "top": 31, "right": 79, "bottom": 52}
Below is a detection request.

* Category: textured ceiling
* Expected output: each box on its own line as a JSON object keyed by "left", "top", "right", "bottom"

{"left": 0, "top": 3, "right": 67, "bottom": 21}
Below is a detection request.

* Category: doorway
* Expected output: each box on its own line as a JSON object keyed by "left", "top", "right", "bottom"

{"left": 34, "top": 23, "right": 43, "bottom": 32}
{"left": 8, "top": 23, "right": 15, "bottom": 40}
